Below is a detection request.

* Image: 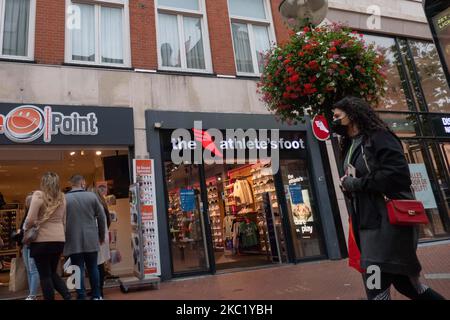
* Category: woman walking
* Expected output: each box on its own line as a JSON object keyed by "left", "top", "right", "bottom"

{"left": 332, "top": 96, "right": 445, "bottom": 300}
{"left": 93, "top": 187, "right": 111, "bottom": 299}
{"left": 24, "top": 172, "right": 71, "bottom": 300}
{"left": 20, "top": 193, "right": 40, "bottom": 300}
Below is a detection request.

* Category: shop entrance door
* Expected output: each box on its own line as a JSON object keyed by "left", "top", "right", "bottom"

{"left": 202, "top": 162, "right": 287, "bottom": 272}
{"left": 163, "top": 163, "right": 211, "bottom": 275}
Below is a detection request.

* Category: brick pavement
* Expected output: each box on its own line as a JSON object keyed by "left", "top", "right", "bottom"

{"left": 104, "top": 242, "right": 450, "bottom": 300}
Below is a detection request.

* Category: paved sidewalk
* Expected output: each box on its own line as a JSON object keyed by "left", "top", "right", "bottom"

{"left": 105, "top": 242, "right": 450, "bottom": 300}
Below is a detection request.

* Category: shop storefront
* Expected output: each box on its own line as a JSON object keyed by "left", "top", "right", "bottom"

{"left": 146, "top": 111, "right": 343, "bottom": 280}
{"left": 358, "top": 33, "right": 450, "bottom": 240}
{"left": 0, "top": 103, "right": 135, "bottom": 296}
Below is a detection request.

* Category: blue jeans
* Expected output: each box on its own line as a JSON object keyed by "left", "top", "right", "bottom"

{"left": 22, "top": 245, "right": 40, "bottom": 297}
{"left": 70, "top": 252, "right": 100, "bottom": 300}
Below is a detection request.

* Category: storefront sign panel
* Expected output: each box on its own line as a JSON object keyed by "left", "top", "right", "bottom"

{"left": 132, "top": 159, "right": 161, "bottom": 277}
{"left": 0, "top": 104, "right": 134, "bottom": 145}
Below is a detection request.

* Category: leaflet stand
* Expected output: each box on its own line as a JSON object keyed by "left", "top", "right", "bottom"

{"left": 119, "top": 184, "right": 160, "bottom": 293}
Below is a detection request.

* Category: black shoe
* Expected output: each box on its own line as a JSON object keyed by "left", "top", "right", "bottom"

{"left": 418, "top": 288, "right": 446, "bottom": 300}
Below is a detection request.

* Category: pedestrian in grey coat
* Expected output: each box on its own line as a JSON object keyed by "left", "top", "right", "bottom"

{"left": 64, "top": 174, "right": 106, "bottom": 300}
{"left": 332, "top": 96, "right": 445, "bottom": 300}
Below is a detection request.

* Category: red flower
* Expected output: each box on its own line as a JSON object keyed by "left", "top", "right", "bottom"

{"left": 330, "top": 47, "right": 337, "bottom": 53}
{"left": 283, "top": 92, "right": 290, "bottom": 99}
{"left": 298, "top": 51, "right": 305, "bottom": 57}
{"left": 304, "top": 26, "right": 310, "bottom": 33}
{"left": 287, "top": 67, "right": 295, "bottom": 74}
{"left": 308, "top": 60, "right": 319, "bottom": 70}
{"left": 309, "top": 75, "right": 317, "bottom": 83}
{"left": 289, "top": 74, "right": 300, "bottom": 83}
{"left": 303, "top": 83, "right": 317, "bottom": 95}
{"left": 304, "top": 44, "right": 312, "bottom": 51}
{"left": 283, "top": 59, "right": 291, "bottom": 65}
{"left": 339, "top": 70, "right": 346, "bottom": 75}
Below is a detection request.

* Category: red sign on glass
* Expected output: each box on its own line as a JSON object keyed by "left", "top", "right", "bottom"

{"left": 312, "top": 115, "right": 330, "bottom": 141}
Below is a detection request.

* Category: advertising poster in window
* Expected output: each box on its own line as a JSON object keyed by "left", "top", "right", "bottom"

{"left": 286, "top": 176, "right": 314, "bottom": 239}
{"left": 409, "top": 164, "right": 438, "bottom": 209}
{"left": 133, "top": 159, "right": 161, "bottom": 277}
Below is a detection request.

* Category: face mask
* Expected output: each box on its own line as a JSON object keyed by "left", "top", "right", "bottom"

{"left": 331, "top": 117, "right": 348, "bottom": 136}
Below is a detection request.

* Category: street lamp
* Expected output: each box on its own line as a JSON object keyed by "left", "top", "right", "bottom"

{"left": 279, "top": 0, "right": 329, "bottom": 27}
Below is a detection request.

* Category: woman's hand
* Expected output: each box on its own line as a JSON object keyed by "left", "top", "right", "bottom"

{"left": 341, "top": 175, "right": 360, "bottom": 193}
{"left": 340, "top": 175, "right": 348, "bottom": 192}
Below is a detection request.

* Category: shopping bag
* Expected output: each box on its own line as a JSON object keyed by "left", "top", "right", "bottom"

{"left": 9, "top": 258, "right": 28, "bottom": 292}
{"left": 348, "top": 218, "right": 365, "bottom": 273}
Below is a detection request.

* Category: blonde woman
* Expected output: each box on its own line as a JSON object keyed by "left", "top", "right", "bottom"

{"left": 24, "top": 172, "right": 71, "bottom": 300}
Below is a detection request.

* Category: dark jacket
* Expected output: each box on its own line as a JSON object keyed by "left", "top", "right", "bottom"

{"left": 342, "top": 129, "right": 422, "bottom": 276}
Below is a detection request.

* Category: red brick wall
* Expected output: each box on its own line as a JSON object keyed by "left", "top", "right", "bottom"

{"left": 130, "top": 0, "right": 157, "bottom": 70}
{"left": 205, "top": 0, "right": 236, "bottom": 75}
{"left": 270, "top": 0, "right": 290, "bottom": 45}
{"left": 31, "top": 0, "right": 290, "bottom": 71}
{"left": 34, "top": 0, "right": 65, "bottom": 65}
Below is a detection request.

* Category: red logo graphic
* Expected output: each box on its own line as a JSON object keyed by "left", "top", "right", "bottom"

{"left": 193, "top": 128, "right": 223, "bottom": 158}
{"left": 312, "top": 114, "right": 330, "bottom": 141}
{"left": 3, "top": 105, "right": 46, "bottom": 143}
{"left": 0, "top": 114, "right": 4, "bottom": 134}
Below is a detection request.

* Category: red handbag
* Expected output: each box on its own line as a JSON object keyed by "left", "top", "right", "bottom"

{"left": 361, "top": 145, "right": 429, "bottom": 226}
{"left": 386, "top": 199, "right": 429, "bottom": 226}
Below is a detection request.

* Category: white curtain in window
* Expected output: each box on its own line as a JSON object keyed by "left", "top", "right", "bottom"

{"left": 159, "top": 0, "right": 198, "bottom": 11}
{"left": 159, "top": 13, "right": 181, "bottom": 67}
{"left": 184, "top": 17, "right": 205, "bottom": 70}
{"left": 232, "top": 23, "right": 253, "bottom": 73}
{"left": 72, "top": 4, "right": 95, "bottom": 62}
{"left": 2, "top": 0, "right": 30, "bottom": 56}
{"left": 101, "top": 7, "right": 124, "bottom": 64}
{"left": 253, "top": 25, "right": 270, "bottom": 73}
{"left": 229, "top": 0, "right": 266, "bottom": 19}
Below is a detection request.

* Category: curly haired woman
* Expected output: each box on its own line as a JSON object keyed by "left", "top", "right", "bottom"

{"left": 332, "top": 96, "right": 445, "bottom": 300}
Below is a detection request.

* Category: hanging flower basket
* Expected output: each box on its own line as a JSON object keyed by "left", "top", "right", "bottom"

{"left": 257, "top": 23, "right": 388, "bottom": 123}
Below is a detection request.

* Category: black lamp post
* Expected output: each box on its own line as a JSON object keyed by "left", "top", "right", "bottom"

{"left": 279, "top": 0, "right": 329, "bottom": 27}
{"left": 423, "top": 0, "right": 450, "bottom": 86}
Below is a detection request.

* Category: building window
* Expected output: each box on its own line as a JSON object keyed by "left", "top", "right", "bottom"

{"left": 228, "top": 0, "right": 275, "bottom": 76}
{"left": 0, "top": 0, "right": 35, "bottom": 60}
{"left": 156, "top": 0, "right": 212, "bottom": 72}
{"left": 362, "top": 34, "right": 413, "bottom": 111}
{"left": 408, "top": 40, "right": 450, "bottom": 113}
{"left": 65, "top": 0, "right": 131, "bottom": 67}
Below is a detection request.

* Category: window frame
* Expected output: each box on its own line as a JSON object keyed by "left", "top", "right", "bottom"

{"left": 155, "top": 0, "right": 213, "bottom": 73}
{"left": 65, "top": 0, "right": 131, "bottom": 68}
{"left": 228, "top": 0, "right": 276, "bottom": 77}
{"left": 0, "top": 0, "right": 36, "bottom": 61}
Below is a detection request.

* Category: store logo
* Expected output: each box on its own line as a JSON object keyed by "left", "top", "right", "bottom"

{"left": 0, "top": 105, "right": 98, "bottom": 143}
{"left": 193, "top": 128, "right": 223, "bottom": 158}
{"left": 171, "top": 121, "right": 306, "bottom": 174}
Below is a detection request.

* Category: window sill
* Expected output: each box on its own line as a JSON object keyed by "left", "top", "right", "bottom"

{"left": 63, "top": 62, "right": 133, "bottom": 71}
{"left": 156, "top": 69, "right": 216, "bottom": 78}
{"left": 236, "top": 74, "right": 262, "bottom": 80}
{"left": 0, "top": 57, "right": 35, "bottom": 64}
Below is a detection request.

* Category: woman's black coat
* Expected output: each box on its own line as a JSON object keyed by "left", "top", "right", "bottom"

{"left": 342, "top": 129, "right": 422, "bottom": 276}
